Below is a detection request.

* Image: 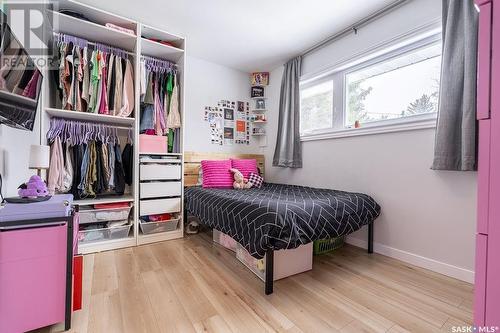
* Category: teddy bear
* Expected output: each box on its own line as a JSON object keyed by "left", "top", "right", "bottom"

{"left": 17, "top": 175, "right": 50, "bottom": 198}
{"left": 230, "top": 168, "right": 253, "bottom": 189}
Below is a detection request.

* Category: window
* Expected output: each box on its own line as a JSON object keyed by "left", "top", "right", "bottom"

{"left": 299, "top": 34, "right": 442, "bottom": 139}
{"left": 300, "top": 80, "right": 333, "bottom": 133}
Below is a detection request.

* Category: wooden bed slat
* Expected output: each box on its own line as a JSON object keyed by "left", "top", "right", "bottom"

{"left": 184, "top": 151, "right": 265, "bottom": 187}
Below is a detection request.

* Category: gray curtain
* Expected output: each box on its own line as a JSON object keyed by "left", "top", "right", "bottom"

{"left": 432, "top": 0, "right": 478, "bottom": 171}
{"left": 273, "top": 56, "right": 302, "bottom": 168}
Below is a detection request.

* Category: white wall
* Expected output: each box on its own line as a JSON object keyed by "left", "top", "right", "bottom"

{"left": 0, "top": 122, "right": 41, "bottom": 197}
{"left": 264, "top": 0, "right": 477, "bottom": 282}
{"left": 0, "top": 9, "right": 43, "bottom": 198}
{"left": 184, "top": 56, "right": 262, "bottom": 154}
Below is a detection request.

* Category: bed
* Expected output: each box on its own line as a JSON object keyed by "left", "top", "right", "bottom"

{"left": 183, "top": 152, "right": 381, "bottom": 294}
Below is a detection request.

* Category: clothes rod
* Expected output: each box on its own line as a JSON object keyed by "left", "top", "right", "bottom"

{"left": 141, "top": 54, "right": 178, "bottom": 67}
{"left": 49, "top": 117, "right": 134, "bottom": 131}
{"left": 300, "top": 0, "right": 412, "bottom": 57}
{"left": 53, "top": 32, "right": 135, "bottom": 56}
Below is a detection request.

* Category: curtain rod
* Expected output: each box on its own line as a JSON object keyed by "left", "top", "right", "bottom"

{"left": 300, "top": 0, "right": 413, "bottom": 57}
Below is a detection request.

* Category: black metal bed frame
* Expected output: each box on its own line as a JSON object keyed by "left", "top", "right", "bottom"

{"left": 185, "top": 204, "right": 375, "bottom": 296}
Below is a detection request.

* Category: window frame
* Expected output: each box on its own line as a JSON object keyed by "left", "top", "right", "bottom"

{"left": 299, "top": 32, "right": 442, "bottom": 141}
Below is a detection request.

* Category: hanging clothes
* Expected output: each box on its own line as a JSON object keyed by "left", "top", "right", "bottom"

{"left": 47, "top": 136, "right": 64, "bottom": 195}
{"left": 116, "top": 58, "right": 134, "bottom": 117}
{"left": 81, "top": 46, "right": 90, "bottom": 111}
{"left": 47, "top": 118, "right": 133, "bottom": 200}
{"left": 60, "top": 143, "right": 73, "bottom": 193}
{"left": 113, "top": 56, "right": 123, "bottom": 114}
{"left": 167, "top": 74, "right": 181, "bottom": 129}
{"left": 107, "top": 54, "right": 116, "bottom": 113}
{"left": 122, "top": 143, "right": 133, "bottom": 186}
{"left": 53, "top": 34, "right": 133, "bottom": 118}
{"left": 139, "top": 56, "right": 181, "bottom": 145}
{"left": 70, "top": 144, "right": 84, "bottom": 199}
{"left": 114, "top": 144, "right": 126, "bottom": 195}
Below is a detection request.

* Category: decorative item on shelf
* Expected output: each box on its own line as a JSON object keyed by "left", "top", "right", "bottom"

{"left": 146, "top": 38, "right": 176, "bottom": 47}
{"left": 251, "top": 114, "right": 267, "bottom": 123}
{"left": 255, "top": 98, "right": 266, "bottom": 110}
{"left": 17, "top": 175, "right": 50, "bottom": 200}
{"left": 251, "top": 86, "right": 265, "bottom": 98}
{"left": 251, "top": 72, "right": 269, "bottom": 86}
{"left": 354, "top": 120, "right": 361, "bottom": 128}
{"left": 252, "top": 127, "right": 266, "bottom": 135}
{"left": 3, "top": 175, "right": 51, "bottom": 204}
{"left": 29, "top": 145, "right": 50, "bottom": 177}
{"left": 105, "top": 23, "right": 135, "bottom": 36}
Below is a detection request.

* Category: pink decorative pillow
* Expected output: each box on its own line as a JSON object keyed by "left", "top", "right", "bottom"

{"left": 201, "top": 159, "right": 233, "bottom": 188}
{"left": 230, "top": 159, "right": 258, "bottom": 179}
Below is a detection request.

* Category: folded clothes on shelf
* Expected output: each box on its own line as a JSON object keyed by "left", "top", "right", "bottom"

{"left": 140, "top": 213, "right": 172, "bottom": 223}
{"left": 106, "top": 23, "right": 136, "bottom": 36}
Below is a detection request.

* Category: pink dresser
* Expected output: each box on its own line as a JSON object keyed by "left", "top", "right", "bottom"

{"left": 475, "top": 0, "right": 500, "bottom": 326}
{"left": 0, "top": 195, "right": 77, "bottom": 332}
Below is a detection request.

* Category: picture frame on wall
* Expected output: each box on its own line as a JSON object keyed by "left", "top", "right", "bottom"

{"left": 251, "top": 86, "right": 265, "bottom": 98}
{"left": 251, "top": 72, "right": 269, "bottom": 86}
{"left": 255, "top": 98, "right": 266, "bottom": 110}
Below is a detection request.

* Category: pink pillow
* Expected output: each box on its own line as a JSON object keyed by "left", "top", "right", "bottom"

{"left": 201, "top": 159, "right": 233, "bottom": 188}
{"left": 230, "top": 159, "right": 258, "bottom": 179}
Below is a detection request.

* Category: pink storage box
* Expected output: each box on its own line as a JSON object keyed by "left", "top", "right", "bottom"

{"left": 213, "top": 229, "right": 238, "bottom": 252}
{"left": 139, "top": 134, "right": 168, "bottom": 154}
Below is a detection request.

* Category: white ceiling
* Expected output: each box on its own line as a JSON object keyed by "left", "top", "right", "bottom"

{"left": 78, "top": 0, "right": 396, "bottom": 72}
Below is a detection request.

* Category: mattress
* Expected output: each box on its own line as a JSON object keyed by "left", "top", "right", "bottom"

{"left": 185, "top": 183, "right": 381, "bottom": 259}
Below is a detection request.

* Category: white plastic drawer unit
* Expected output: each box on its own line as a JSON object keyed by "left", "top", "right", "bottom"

{"left": 139, "top": 198, "right": 181, "bottom": 216}
{"left": 140, "top": 181, "right": 182, "bottom": 199}
{"left": 140, "top": 163, "right": 181, "bottom": 181}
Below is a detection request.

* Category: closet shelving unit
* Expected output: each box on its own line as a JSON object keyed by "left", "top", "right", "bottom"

{"left": 41, "top": 0, "right": 186, "bottom": 254}
{"left": 136, "top": 24, "right": 186, "bottom": 246}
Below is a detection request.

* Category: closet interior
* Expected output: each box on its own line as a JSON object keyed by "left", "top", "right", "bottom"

{"left": 42, "top": 0, "right": 186, "bottom": 254}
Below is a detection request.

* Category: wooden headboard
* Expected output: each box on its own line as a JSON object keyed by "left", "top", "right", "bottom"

{"left": 184, "top": 151, "right": 265, "bottom": 187}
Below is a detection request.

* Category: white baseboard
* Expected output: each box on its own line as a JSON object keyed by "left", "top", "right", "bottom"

{"left": 345, "top": 236, "right": 474, "bottom": 284}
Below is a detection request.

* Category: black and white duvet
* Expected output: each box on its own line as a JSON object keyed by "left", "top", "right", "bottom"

{"left": 184, "top": 183, "right": 381, "bottom": 258}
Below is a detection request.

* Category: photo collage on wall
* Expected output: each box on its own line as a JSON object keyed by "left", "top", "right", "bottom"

{"left": 204, "top": 100, "right": 250, "bottom": 145}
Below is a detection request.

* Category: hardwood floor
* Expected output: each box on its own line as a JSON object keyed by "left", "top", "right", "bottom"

{"left": 36, "top": 231, "right": 473, "bottom": 333}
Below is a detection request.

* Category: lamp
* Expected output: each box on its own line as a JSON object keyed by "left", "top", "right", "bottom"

{"left": 29, "top": 145, "right": 50, "bottom": 176}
